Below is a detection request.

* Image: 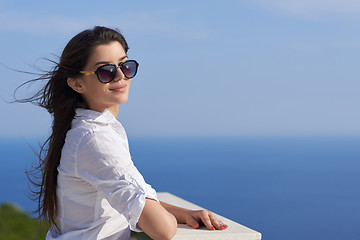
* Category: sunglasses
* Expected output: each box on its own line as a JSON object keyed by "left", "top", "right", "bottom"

{"left": 80, "top": 60, "right": 139, "bottom": 83}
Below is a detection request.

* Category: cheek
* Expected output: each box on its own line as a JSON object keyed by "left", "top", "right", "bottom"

{"left": 82, "top": 81, "right": 106, "bottom": 100}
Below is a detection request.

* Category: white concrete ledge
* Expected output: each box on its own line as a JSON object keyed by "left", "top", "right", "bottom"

{"left": 131, "top": 192, "right": 262, "bottom": 240}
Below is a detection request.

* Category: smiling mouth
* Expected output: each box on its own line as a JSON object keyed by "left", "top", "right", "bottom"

{"left": 110, "top": 85, "right": 127, "bottom": 93}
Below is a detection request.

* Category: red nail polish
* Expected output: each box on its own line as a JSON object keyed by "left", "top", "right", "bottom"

{"left": 220, "top": 226, "right": 225, "bottom": 230}
{"left": 211, "top": 226, "right": 215, "bottom": 230}
{"left": 193, "top": 224, "right": 199, "bottom": 229}
{"left": 224, "top": 225, "right": 228, "bottom": 228}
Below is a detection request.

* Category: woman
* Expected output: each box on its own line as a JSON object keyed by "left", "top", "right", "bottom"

{"left": 21, "top": 26, "right": 228, "bottom": 240}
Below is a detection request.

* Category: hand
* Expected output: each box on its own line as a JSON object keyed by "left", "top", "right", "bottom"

{"left": 184, "top": 209, "right": 228, "bottom": 230}
{"left": 159, "top": 201, "right": 228, "bottom": 231}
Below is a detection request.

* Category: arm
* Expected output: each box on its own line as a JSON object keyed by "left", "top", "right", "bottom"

{"left": 137, "top": 198, "right": 177, "bottom": 240}
{"left": 75, "top": 131, "right": 176, "bottom": 239}
{"left": 160, "top": 201, "right": 228, "bottom": 230}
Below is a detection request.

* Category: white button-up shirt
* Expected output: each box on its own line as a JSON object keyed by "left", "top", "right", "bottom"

{"left": 46, "top": 108, "right": 158, "bottom": 240}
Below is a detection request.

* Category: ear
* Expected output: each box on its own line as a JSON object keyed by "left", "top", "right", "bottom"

{"left": 67, "top": 77, "right": 86, "bottom": 93}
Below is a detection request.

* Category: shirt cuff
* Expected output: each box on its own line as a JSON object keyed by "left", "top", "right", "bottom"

{"left": 128, "top": 188, "right": 158, "bottom": 232}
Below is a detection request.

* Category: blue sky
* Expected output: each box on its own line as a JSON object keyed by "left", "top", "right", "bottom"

{"left": 0, "top": 0, "right": 359, "bottom": 137}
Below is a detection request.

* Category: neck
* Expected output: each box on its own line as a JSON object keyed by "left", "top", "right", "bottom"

{"left": 107, "top": 105, "right": 119, "bottom": 118}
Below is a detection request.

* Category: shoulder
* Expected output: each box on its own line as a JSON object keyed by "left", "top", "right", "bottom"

{"left": 65, "top": 122, "right": 120, "bottom": 154}
{"left": 61, "top": 115, "right": 120, "bottom": 162}
{"left": 68, "top": 120, "right": 131, "bottom": 162}
{"left": 61, "top": 124, "right": 133, "bottom": 179}
{"left": 66, "top": 108, "right": 125, "bottom": 146}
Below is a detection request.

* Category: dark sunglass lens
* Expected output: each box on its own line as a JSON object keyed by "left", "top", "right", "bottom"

{"left": 98, "top": 65, "right": 116, "bottom": 83}
{"left": 121, "top": 62, "right": 138, "bottom": 78}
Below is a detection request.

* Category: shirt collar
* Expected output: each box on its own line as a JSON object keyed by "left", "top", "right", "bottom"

{"left": 74, "top": 108, "right": 128, "bottom": 149}
{"left": 75, "top": 108, "right": 117, "bottom": 125}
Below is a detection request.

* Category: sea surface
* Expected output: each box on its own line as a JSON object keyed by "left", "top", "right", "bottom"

{"left": 1, "top": 136, "right": 359, "bottom": 240}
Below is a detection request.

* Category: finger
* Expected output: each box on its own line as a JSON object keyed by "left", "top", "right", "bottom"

{"left": 218, "top": 221, "right": 228, "bottom": 230}
{"left": 199, "top": 212, "right": 215, "bottom": 230}
{"left": 209, "top": 213, "right": 228, "bottom": 230}
{"left": 211, "top": 218, "right": 222, "bottom": 230}
{"left": 218, "top": 218, "right": 228, "bottom": 230}
{"left": 215, "top": 220, "right": 228, "bottom": 230}
{"left": 209, "top": 214, "right": 222, "bottom": 230}
{"left": 186, "top": 216, "right": 200, "bottom": 229}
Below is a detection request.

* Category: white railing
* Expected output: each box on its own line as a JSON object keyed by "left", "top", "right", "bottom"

{"left": 131, "top": 192, "right": 262, "bottom": 240}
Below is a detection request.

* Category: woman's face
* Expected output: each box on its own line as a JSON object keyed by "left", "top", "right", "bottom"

{"left": 76, "top": 41, "right": 131, "bottom": 116}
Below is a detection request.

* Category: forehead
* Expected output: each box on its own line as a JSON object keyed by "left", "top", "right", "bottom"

{"left": 87, "top": 41, "right": 127, "bottom": 66}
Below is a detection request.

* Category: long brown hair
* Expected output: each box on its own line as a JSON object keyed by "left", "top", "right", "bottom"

{"left": 15, "top": 26, "right": 129, "bottom": 229}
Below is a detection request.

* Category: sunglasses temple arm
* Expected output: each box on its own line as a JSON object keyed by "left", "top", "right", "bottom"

{"left": 80, "top": 71, "right": 95, "bottom": 75}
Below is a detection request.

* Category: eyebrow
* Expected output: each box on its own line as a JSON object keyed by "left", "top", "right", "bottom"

{"left": 94, "top": 55, "right": 128, "bottom": 66}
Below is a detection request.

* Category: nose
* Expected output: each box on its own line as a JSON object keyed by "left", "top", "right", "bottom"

{"left": 113, "top": 66, "right": 126, "bottom": 82}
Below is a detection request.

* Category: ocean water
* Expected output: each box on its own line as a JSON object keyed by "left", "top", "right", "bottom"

{"left": 0, "top": 136, "right": 359, "bottom": 240}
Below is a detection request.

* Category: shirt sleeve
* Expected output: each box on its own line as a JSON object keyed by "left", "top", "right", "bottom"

{"left": 74, "top": 129, "right": 158, "bottom": 232}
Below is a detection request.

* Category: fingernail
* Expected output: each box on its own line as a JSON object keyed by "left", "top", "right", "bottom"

{"left": 193, "top": 224, "right": 199, "bottom": 229}
{"left": 211, "top": 226, "right": 215, "bottom": 230}
{"left": 224, "top": 225, "right": 228, "bottom": 228}
{"left": 220, "top": 226, "right": 225, "bottom": 230}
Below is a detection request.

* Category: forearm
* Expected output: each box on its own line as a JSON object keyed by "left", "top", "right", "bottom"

{"left": 138, "top": 199, "right": 177, "bottom": 240}
{"left": 160, "top": 201, "right": 190, "bottom": 224}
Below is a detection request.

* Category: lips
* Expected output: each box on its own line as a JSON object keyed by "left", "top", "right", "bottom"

{"left": 109, "top": 83, "right": 127, "bottom": 93}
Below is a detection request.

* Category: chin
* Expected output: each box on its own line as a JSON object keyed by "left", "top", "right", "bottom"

{"left": 118, "top": 96, "right": 129, "bottom": 105}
